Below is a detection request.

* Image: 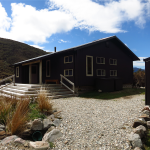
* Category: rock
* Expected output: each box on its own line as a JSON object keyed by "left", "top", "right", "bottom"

{"left": 31, "top": 119, "right": 43, "bottom": 130}
{"left": 53, "top": 111, "right": 62, "bottom": 119}
{"left": 30, "top": 141, "right": 49, "bottom": 150}
{"left": 48, "top": 114, "right": 55, "bottom": 121}
{"left": 21, "top": 129, "right": 32, "bottom": 137}
{"left": 26, "top": 121, "right": 32, "bottom": 129}
{"left": 147, "top": 121, "right": 150, "bottom": 129}
{"left": 132, "top": 118, "right": 147, "bottom": 128}
{"left": 0, "top": 124, "right": 5, "bottom": 131}
{"left": 0, "top": 135, "right": 18, "bottom": 145}
{"left": 134, "top": 147, "right": 142, "bottom": 150}
{"left": 46, "top": 126, "right": 56, "bottom": 134}
{"left": 142, "top": 110, "right": 150, "bottom": 116}
{"left": 133, "top": 125, "right": 146, "bottom": 138}
{"left": 0, "top": 131, "right": 7, "bottom": 140}
{"left": 43, "top": 119, "right": 54, "bottom": 130}
{"left": 14, "top": 138, "right": 25, "bottom": 145}
{"left": 42, "top": 129, "right": 62, "bottom": 142}
{"left": 128, "top": 132, "right": 143, "bottom": 148}
{"left": 142, "top": 106, "right": 150, "bottom": 112}
{"left": 53, "top": 119, "right": 61, "bottom": 127}
{"left": 139, "top": 114, "right": 150, "bottom": 121}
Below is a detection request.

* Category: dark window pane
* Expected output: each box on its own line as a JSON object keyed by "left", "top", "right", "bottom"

{"left": 87, "top": 57, "right": 92, "bottom": 74}
{"left": 101, "top": 58, "right": 104, "bottom": 63}
{"left": 97, "top": 57, "right": 100, "bottom": 63}
{"left": 32, "top": 66, "right": 36, "bottom": 74}
{"left": 110, "top": 59, "right": 113, "bottom": 64}
{"left": 102, "top": 70, "right": 104, "bottom": 75}
{"left": 65, "top": 70, "right": 68, "bottom": 75}
{"left": 114, "top": 60, "right": 117, "bottom": 65}
{"left": 97, "top": 70, "right": 101, "bottom": 75}
{"left": 110, "top": 71, "right": 113, "bottom": 76}
{"left": 69, "top": 70, "right": 72, "bottom": 75}
{"left": 65, "top": 57, "right": 68, "bottom": 62}
{"left": 69, "top": 56, "right": 72, "bottom": 62}
{"left": 47, "top": 61, "right": 50, "bottom": 76}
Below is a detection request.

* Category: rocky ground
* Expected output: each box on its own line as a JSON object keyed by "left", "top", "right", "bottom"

{"left": 0, "top": 94, "right": 145, "bottom": 150}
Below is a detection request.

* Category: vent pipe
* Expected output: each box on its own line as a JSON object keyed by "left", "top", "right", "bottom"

{"left": 54, "top": 47, "right": 56, "bottom": 52}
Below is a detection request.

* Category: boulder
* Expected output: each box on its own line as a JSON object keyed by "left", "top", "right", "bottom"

{"left": 133, "top": 125, "right": 146, "bottom": 138}
{"left": 48, "top": 114, "right": 55, "bottom": 121}
{"left": 0, "top": 135, "right": 18, "bottom": 145}
{"left": 132, "top": 118, "right": 147, "bottom": 128}
{"left": 128, "top": 132, "right": 143, "bottom": 148}
{"left": 53, "top": 119, "right": 61, "bottom": 127}
{"left": 31, "top": 119, "right": 43, "bottom": 130}
{"left": 29, "top": 141, "right": 49, "bottom": 150}
{"left": 134, "top": 147, "right": 142, "bottom": 150}
{"left": 14, "top": 138, "right": 25, "bottom": 145}
{"left": 142, "top": 110, "right": 150, "bottom": 116}
{"left": 139, "top": 114, "right": 150, "bottom": 121}
{"left": 26, "top": 121, "right": 32, "bottom": 129}
{"left": 142, "top": 106, "right": 150, "bottom": 112}
{"left": 0, "top": 124, "right": 5, "bottom": 131}
{"left": 43, "top": 119, "right": 54, "bottom": 130}
{"left": 46, "top": 126, "right": 56, "bottom": 134}
{"left": 42, "top": 129, "right": 62, "bottom": 142}
{"left": 147, "top": 121, "right": 150, "bottom": 129}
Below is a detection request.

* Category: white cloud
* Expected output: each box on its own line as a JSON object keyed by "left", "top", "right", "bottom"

{"left": 48, "top": 0, "right": 148, "bottom": 33}
{"left": 31, "top": 45, "right": 44, "bottom": 49}
{"left": 0, "top": 3, "right": 76, "bottom": 44}
{"left": 58, "top": 39, "right": 69, "bottom": 43}
{"left": 0, "top": 1, "right": 150, "bottom": 44}
{"left": 133, "top": 57, "right": 146, "bottom": 68}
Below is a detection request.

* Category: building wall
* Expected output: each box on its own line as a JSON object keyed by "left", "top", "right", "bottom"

{"left": 14, "top": 65, "right": 23, "bottom": 83}
{"left": 145, "top": 61, "right": 150, "bottom": 105}
{"left": 76, "top": 40, "right": 133, "bottom": 86}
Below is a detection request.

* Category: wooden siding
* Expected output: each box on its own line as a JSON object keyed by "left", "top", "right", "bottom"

{"left": 145, "top": 61, "right": 150, "bottom": 105}
{"left": 76, "top": 40, "right": 133, "bottom": 86}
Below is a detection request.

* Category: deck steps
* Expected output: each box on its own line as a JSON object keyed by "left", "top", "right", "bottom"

{"left": 0, "top": 83, "right": 76, "bottom": 99}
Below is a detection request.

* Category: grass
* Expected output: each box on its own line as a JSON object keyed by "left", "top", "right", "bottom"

{"left": 0, "top": 87, "right": 54, "bottom": 136}
{"left": 144, "top": 130, "right": 150, "bottom": 150}
{"left": 79, "top": 88, "right": 145, "bottom": 100}
{"left": 37, "top": 87, "right": 53, "bottom": 114}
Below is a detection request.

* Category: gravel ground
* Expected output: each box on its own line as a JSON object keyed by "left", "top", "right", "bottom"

{"left": 51, "top": 94, "right": 145, "bottom": 150}
{"left": 0, "top": 94, "right": 145, "bottom": 150}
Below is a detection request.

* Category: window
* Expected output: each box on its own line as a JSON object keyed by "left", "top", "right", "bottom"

{"left": 46, "top": 60, "right": 50, "bottom": 77}
{"left": 97, "top": 69, "right": 105, "bottom": 76}
{"left": 16, "top": 67, "right": 19, "bottom": 78}
{"left": 64, "top": 55, "right": 73, "bottom": 63}
{"left": 96, "top": 57, "right": 105, "bottom": 64}
{"left": 110, "top": 59, "right": 117, "bottom": 65}
{"left": 64, "top": 69, "right": 73, "bottom": 76}
{"left": 86, "top": 56, "right": 93, "bottom": 76}
{"left": 110, "top": 70, "right": 117, "bottom": 76}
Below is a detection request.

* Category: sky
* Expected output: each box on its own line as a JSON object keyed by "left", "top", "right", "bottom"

{"left": 0, "top": 0, "right": 150, "bottom": 69}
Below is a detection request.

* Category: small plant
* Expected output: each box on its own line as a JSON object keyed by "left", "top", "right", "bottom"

{"left": 37, "top": 87, "right": 53, "bottom": 114}
{"left": 6, "top": 98, "right": 30, "bottom": 135}
{"left": 49, "top": 142, "right": 55, "bottom": 148}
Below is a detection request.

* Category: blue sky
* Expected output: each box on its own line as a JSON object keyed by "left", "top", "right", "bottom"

{"left": 0, "top": 0, "right": 150, "bottom": 69}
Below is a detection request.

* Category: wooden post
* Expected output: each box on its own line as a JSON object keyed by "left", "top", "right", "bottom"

{"left": 13, "top": 75, "right": 15, "bottom": 86}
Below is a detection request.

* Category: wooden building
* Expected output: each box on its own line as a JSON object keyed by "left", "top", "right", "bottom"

{"left": 12, "top": 36, "right": 139, "bottom": 92}
{"left": 144, "top": 57, "right": 150, "bottom": 105}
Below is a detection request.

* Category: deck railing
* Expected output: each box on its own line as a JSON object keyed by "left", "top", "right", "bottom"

{"left": 0, "top": 75, "right": 15, "bottom": 89}
{"left": 60, "top": 74, "right": 75, "bottom": 94}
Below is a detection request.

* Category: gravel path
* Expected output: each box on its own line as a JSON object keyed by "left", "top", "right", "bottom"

{"left": 50, "top": 95, "right": 145, "bottom": 150}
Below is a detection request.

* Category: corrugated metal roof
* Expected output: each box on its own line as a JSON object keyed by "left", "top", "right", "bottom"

{"left": 12, "top": 35, "right": 139, "bottom": 65}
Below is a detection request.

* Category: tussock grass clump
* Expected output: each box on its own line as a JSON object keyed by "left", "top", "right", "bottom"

{"left": 6, "top": 98, "right": 30, "bottom": 135}
{"left": 0, "top": 98, "right": 12, "bottom": 125}
{"left": 37, "top": 87, "right": 53, "bottom": 114}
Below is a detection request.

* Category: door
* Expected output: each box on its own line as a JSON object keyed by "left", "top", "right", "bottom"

{"left": 31, "top": 65, "right": 38, "bottom": 84}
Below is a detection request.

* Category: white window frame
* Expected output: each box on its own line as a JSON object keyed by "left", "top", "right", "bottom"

{"left": 97, "top": 69, "right": 106, "bottom": 76}
{"left": 46, "top": 60, "right": 50, "bottom": 77}
{"left": 110, "top": 70, "right": 117, "bottom": 76}
{"left": 86, "top": 55, "right": 93, "bottom": 76}
{"left": 16, "top": 66, "right": 19, "bottom": 78}
{"left": 109, "top": 58, "right": 117, "bottom": 65}
{"left": 64, "top": 69, "right": 73, "bottom": 76}
{"left": 64, "top": 55, "right": 73, "bottom": 64}
{"left": 96, "top": 57, "right": 105, "bottom": 64}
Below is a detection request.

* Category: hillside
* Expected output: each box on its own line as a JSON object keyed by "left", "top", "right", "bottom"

{"left": 133, "top": 67, "right": 145, "bottom": 72}
{"left": 0, "top": 38, "right": 48, "bottom": 79}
